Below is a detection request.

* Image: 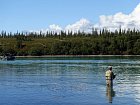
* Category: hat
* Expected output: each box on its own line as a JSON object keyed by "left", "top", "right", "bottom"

{"left": 108, "top": 66, "right": 112, "bottom": 69}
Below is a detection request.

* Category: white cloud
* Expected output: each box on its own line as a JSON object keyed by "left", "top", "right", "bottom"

{"left": 30, "top": 18, "right": 93, "bottom": 34}
{"left": 95, "top": 3, "right": 140, "bottom": 31}
{"left": 29, "top": 24, "right": 62, "bottom": 34}
{"left": 65, "top": 18, "right": 92, "bottom": 33}
{"left": 30, "top": 3, "right": 140, "bottom": 33}
{"left": 49, "top": 24, "right": 62, "bottom": 31}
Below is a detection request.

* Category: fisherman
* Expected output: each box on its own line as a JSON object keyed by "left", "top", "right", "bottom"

{"left": 105, "top": 66, "right": 116, "bottom": 87}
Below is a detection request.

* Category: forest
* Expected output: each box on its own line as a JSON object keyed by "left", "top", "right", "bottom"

{"left": 0, "top": 28, "right": 140, "bottom": 56}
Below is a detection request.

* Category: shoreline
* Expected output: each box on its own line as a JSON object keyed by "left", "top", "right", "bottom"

{"left": 15, "top": 55, "right": 140, "bottom": 58}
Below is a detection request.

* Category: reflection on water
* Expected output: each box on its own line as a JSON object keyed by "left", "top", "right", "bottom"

{"left": 106, "top": 85, "right": 115, "bottom": 103}
{"left": 0, "top": 56, "right": 140, "bottom": 105}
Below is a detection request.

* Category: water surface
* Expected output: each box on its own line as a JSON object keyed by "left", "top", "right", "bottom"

{"left": 0, "top": 56, "right": 140, "bottom": 105}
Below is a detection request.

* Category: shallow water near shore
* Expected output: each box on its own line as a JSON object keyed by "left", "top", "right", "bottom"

{"left": 0, "top": 56, "right": 140, "bottom": 105}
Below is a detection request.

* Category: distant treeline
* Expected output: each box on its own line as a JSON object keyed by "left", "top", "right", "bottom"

{"left": 0, "top": 28, "right": 140, "bottom": 56}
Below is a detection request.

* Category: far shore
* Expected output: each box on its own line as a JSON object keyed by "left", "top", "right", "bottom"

{"left": 14, "top": 55, "right": 140, "bottom": 58}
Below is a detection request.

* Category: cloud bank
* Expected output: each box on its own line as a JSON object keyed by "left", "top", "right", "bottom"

{"left": 95, "top": 3, "right": 140, "bottom": 31}
{"left": 65, "top": 18, "right": 92, "bottom": 33}
{"left": 31, "top": 3, "right": 140, "bottom": 33}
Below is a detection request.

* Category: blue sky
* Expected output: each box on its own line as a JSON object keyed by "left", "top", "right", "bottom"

{"left": 0, "top": 0, "right": 140, "bottom": 32}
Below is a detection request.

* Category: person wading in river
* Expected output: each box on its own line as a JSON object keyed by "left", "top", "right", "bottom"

{"left": 105, "top": 66, "right": 116, "bottom": 87}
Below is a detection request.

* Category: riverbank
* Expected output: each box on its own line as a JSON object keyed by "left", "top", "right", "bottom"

{"left": 15, "top": 55, "right": 140, "bottom": 58}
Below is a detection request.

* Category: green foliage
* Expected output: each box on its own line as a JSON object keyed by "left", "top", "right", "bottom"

{"left": 16, "top": 49, "right": 28, "bottom": 56}
{"left": 2, "top": 47, "right": 16, "bottom": 55}
{"left": 29, "top": 47, "right": 44, "bottom": 56}
{"left": 0, "top": 47, "right": 3, "bottom": 55}
{"left": 0, "top": 28, "right": 140, "bottom": 55}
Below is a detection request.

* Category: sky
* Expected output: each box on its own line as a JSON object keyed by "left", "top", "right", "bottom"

{"left": 0, "top": 0, "right": 140, "bottom": 33}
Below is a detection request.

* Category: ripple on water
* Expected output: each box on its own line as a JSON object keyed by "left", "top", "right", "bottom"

{"left": 0, "top": 56, "right": 140, "bottom": 105}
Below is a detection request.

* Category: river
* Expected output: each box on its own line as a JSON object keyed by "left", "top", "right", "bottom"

{"left": 0, "top": 56, "right": 140, "bottom": 105}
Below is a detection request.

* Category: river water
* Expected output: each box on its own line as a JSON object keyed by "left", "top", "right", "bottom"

{"left": 0, "top": 56, "right": 140, "bottom": 105}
